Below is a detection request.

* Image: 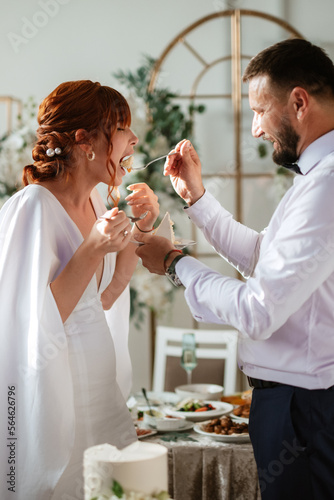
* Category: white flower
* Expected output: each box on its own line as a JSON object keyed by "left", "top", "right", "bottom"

{"left": 131, "top": 265, "right": 174, "bottom": 315}
{"left": 0, "top": 99, "right": 37, "bottom": 200}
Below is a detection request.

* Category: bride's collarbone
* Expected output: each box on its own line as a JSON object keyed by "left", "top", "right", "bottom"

{"left": 67, "top": 206, "right": 96, "bottom": 239}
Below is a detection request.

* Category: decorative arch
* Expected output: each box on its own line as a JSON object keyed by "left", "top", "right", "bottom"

{"left": 148, "top": 9, "right": 303, "bottom": 223}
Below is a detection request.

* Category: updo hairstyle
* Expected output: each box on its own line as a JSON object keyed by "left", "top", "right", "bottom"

{"left": 22, "top": 80, "right": 131, "bottom": 199}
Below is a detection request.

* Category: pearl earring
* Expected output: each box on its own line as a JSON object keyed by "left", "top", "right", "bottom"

{"left": 87, "top": 151, "right": 95, "bottom": 161}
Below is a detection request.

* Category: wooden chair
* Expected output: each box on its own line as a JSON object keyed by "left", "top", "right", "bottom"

{"left": 152, "top": 326, "right": 239, "bottom": 394}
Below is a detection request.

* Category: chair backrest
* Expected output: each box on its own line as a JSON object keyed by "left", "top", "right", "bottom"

{"left": 152, "top": 326, "right": 239, "bottom": 394}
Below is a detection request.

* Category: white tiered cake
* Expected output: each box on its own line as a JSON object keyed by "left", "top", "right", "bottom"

{"left": 84, "top": 441, "right": 169, "bottom": 500}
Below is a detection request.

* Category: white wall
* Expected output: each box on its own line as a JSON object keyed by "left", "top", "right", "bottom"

{"left": 2, "top": 0, "right": 334, "bottom": 104}
{"left": 1, "top": 0, "right": 334, "bottom": 393}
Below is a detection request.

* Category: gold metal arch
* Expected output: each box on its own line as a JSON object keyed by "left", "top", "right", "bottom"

{"left": 148, "top": 9, "right": 303, "bottom": 225}
{"left": 189, "top": 55, "right": 252, "bottom": 99}
{"left": 149, "top": 9, "right": 303, "bottom": 93}
{"left": 0, "top": 96, "right": 23, "bottom": 134}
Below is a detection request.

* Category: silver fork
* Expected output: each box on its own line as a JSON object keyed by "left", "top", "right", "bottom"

{"left": 99, "top": 211, "right": 148, "bottom": 223}
{"left": 128, "top": 212, "right": 148, "bottom": 222}
{"left": 131, "top": 151, "right": 178, "bottom": 171}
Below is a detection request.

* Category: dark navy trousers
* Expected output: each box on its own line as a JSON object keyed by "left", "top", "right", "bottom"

{"left": 248, "top": 384, "right": 334, "bottom": 500}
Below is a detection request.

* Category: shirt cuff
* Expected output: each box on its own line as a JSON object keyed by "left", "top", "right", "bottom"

{"left": 175, "top": 255, "right": 209, "bottom": 288}
{"left": 185, "top": 190, "right": 232, "bottom": 228}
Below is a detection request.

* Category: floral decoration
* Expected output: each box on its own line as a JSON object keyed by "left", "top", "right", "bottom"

{"left": 0, "top": 97, "right": 37, "bottom": 207}
{"left": 90, "top": 479, "right": 171, "bottom": 500}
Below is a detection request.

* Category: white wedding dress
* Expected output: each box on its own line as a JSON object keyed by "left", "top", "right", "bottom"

{"left": 0, "top": 184, "right": 136, "bottom": 500}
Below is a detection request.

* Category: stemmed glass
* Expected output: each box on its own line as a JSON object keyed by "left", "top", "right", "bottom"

{"left": 180, "top": 333, "right": 197, "bottom": 384}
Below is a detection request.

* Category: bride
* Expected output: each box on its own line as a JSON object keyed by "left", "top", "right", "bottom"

{"left": 0, "top": 80, "right": 159, "bottom": 499}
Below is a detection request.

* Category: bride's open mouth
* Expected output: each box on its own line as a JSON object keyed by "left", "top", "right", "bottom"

{"left": 120, "top": 155, "right": 134, "bottom": 173}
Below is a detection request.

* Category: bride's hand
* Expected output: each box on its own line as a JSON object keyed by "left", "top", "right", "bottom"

{"left": 88, "top": 207, "right": 132, "bottom": 255}
{"left": 125, "top": 183, "right": 159, "bottom": 231}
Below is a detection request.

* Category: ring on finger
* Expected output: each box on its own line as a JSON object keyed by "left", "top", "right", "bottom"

{"left": 123, "top": 229, "right": 129, "bottom": 237}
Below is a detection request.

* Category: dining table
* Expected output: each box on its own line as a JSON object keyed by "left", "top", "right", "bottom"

{"left": 130, "top": 392, "right": 261, "bottom": 500}
{"left": 143, "top": 428, "right": 261, "bottom": 500}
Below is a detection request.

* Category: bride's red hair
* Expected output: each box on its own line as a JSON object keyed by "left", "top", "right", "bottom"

{"left": 22, "top": 80, "right": 131, "bottom": 205}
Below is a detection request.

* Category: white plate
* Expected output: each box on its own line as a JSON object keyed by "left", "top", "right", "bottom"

{"left": 193, "top": 421, "right": 250, "bottom": 442}
{"left": 231, "top": 414, "right": 249, "bottom": 424}
{"left": 136, "top": 428, "right": 157, "bottom": 440}
{"left": 144, "top": 421, "right": 194, "bottom": 433}
{"left": 130, "top": 239, "right": 196, "bottom": 250}
{"left": 165, "top": 401, "right": 234, "bottom": 422}
{"left": 157, "top": 421, "right": 194, "bottom": 433}
{"left": 133, "top": 391, "right": 181, "bottom": 406}
{"left": 174, "top": 239, "right": 196, "bottom": 250}
{"left": 230, "top": 404, "right": 250, "bottom": 423}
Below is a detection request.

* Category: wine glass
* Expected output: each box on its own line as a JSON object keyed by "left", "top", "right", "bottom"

{"left": 180, "top": 333, "right": 197, "bottom": 384}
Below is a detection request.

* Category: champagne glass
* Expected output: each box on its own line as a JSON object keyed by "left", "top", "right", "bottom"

{"left": 181, "top": 333, "right": 197, "bottom": 384}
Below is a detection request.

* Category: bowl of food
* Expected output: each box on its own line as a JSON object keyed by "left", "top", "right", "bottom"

{"left": 143, "top": 409, "right": 187, "bottom": 430}
{"left": 143, "top": 409, "right": 165, "bottom": 428}
{"left": 155, "top": 415, "right": 187, "bottom": 431}
{"left": 175, "top": 384, "right": 223, "bottom": 401}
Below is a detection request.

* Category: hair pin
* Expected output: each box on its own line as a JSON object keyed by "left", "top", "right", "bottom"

{"left": 46, "top": 147, "right": 62, "bottom": 157}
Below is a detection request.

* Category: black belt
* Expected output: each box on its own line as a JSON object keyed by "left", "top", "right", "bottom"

{"left": 247, "top": 376, "right": 284, "bottom": 389}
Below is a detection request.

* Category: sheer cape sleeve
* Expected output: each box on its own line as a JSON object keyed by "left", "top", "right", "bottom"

{"left": 0, "top": 185, "right": 77, "bottom": 499}
{"left": 0, "top": 185, "right": 134, "bottom": 499}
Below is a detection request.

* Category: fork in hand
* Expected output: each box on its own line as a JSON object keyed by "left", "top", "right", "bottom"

{"left": 131, "top": 151, "right": 178, "bottom": 171}
{"left": 99, "top": 211, "right": 148, "bottom": 223}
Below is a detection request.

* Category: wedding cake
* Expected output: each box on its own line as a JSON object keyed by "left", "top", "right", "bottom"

{"left": 153, "top": 212, "right": 175, "bottom": 243}
{"left": 121, "top": 156, "right": 134, "bottom": 172}
{"left": 84, "top": 441, "right": 169, "bottom": 500}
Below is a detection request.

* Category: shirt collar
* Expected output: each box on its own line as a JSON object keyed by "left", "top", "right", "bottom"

{"left": 298, "top": 130, "right": 334, "bottom": 175}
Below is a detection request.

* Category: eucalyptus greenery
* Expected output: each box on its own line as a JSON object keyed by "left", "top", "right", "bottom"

{"left": 90, "top": 479, "right": 171, "bottom": 500}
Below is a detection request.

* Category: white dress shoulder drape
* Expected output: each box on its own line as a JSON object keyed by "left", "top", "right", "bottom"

{"left": 0, "top": 184, "right": 136, "bottom": 500}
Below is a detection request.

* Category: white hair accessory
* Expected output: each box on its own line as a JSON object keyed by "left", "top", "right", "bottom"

{"left": 46, "top": 147, "right": 62, "bottom": 157}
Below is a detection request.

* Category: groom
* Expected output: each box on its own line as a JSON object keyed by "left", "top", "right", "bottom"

{"left": 135, "top": 38, "right": 334, "bottom": 500}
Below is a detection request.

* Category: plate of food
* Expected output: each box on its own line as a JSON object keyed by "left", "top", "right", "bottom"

{"left": 174, "top": 239, "right": 196, "bottom": 250}
{"left": 231, "top": 403, "right": 251, "bottom": 423}
{"left": 221, "top": 389, "right": 253, "bottom": 406}
{"left": 135, "top": 427, "right": 157, "bottom": 439}
{"left": 165, "top": 398, "right": 234, "bottom": 422}
{"left": 133, "top": 391, "right": 181, "bottom": 407}
{"left": 131, "top": 238, "right": 195, "bottom": 250}
{"left": 156, "top": 420, "right": 194, "bottom": 433}
{"left": 193, "top": 415, "right": 250, "bottom": 442}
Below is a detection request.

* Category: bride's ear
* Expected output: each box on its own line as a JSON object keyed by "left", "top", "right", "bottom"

{"left": 75, "top": 129, "right": 91, "bottom": 154}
